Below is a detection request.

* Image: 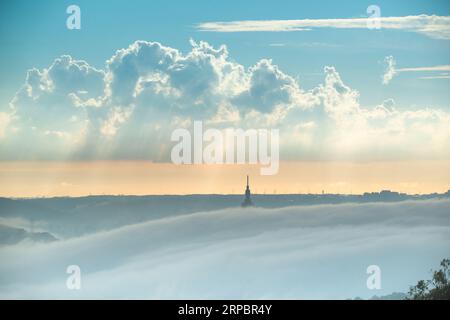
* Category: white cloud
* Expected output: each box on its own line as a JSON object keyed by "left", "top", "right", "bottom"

{"left": 197, "top": 15, "right": 450, "bottom": 39}
{"left": 1, "top": 40, "right": 449, "bottom": 161}
{"left": 383, "top": 55, "right": 450, "bottom": 84}
{"left": 419, "top": 75, "right": 450, "bottom": 80}
{"left": 0, "top": 199, "right": 449, "bottom": 299}
{"left": 397, "top": 65, "right": 450, "bottom": 72}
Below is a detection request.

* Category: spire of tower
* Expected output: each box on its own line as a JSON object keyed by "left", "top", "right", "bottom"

{"left": 242, "top": 175, "right": 253, "bottom": 207}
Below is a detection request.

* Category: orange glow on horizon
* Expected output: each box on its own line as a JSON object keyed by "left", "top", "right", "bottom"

{"left": 0, "top": 160, "right": 449, "bottom": 197}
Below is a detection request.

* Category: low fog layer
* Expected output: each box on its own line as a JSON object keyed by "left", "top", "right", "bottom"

{"left": 0, "top": 199, "right": 449, "bottom": 299}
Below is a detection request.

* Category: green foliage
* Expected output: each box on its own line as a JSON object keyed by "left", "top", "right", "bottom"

{"left": 408, "top": 258, "right": 450, "bottom": 300}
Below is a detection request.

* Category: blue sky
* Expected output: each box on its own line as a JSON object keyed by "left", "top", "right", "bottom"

{"left": 1, "top": 0, "right": 449, "bottom": 108}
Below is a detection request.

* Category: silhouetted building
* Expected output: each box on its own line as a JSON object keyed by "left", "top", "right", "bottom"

{"left": 241, "top": 175, "right": 254, "bottom": 207}
{"left": 362, "top": 190, "right": 407, "bottom": 201}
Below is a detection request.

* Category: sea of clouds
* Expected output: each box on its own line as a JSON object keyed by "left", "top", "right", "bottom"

{"left": 0, "top": 199, "right": 449, "bottom": 299}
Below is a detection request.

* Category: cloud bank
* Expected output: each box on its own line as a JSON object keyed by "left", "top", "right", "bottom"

{"left": 196, "top": 15, "right": 450, "bottom": 39}
{"left": 0, "top": 199, "right": 449, "bottom": 299}
{"left": 1, "top": 40, "right": 450, "bottom": 161}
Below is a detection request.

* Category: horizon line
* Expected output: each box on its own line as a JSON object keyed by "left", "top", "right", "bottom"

{"left": 3, "top": 190, "right": 449, "bottom": 200}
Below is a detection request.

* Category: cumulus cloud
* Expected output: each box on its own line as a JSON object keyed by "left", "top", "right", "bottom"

{"left": 196, "top": 15, "right": 450, "bottom": 39}
{"left": 1, "top": 40, "right": 449, "bottom": 161}
{"left": 0, "top": 199, "right": 449, "bottom": 299}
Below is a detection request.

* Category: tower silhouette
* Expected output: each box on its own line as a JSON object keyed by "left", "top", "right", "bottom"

{"left": 241, "top": 175, "right": 254, "bottom": 207}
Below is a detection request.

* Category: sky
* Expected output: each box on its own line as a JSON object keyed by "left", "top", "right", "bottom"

{"left": 0, "top": 0, "right": 449, "bottom": 196}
